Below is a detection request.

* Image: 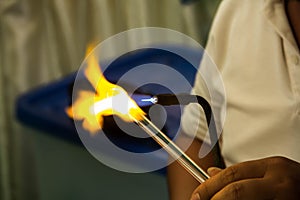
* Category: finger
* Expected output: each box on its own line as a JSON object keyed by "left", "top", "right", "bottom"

{"left": 193, "top": 159, "right": 268, "bottom": 200}
{"left": 211, "top": 178, "right": 275, "bottom": 200}
{"left": 207, "top": 167, "right": 222, "bottom": 176}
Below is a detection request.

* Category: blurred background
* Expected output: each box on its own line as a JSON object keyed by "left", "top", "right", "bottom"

{"left": 0, "top": 0, "right": 221, "bottom": 199}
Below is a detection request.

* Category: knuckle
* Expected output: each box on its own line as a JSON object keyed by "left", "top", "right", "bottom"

{"left": 266, "top": 156, "right": 291, "bottom": 173}
{"left": 276, "top": 178, "right": 300, "bottom": 199}
{"left": 269, "top": 156, "right": 290, "bottom": 167}
{"left": 199, "top": 183, "right": 210, "bottom": 199}
{"left": 221, "top": 166, "right": 238, "bottom": 183}
{"left": 279, "top": 177, "right": 296, "bottom": 190}
{"left": 227, "top": 183, "right": 242, "bottom": 200}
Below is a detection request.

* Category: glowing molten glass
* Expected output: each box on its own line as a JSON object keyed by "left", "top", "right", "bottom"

{"left": 66, "top": 46, "right": 145, "bottom": 134}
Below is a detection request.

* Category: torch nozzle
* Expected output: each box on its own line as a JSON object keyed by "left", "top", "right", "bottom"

{"left": 140, "top": 97, "right": 158, "bottom": 104}
{"left": 137, "top": 93, "right": 212, "bottom": 127}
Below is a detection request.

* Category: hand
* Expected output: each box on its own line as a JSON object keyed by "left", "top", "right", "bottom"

{"left": 190, "top": 156, "right": 300, "bottom": 200}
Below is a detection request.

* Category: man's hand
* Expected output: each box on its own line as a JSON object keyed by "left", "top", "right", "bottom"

{"left": 190, "top": 157, "right": 300, "bottom": 200}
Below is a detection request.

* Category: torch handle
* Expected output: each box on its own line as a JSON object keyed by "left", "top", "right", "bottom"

{"left": 135, "top": 116, "right": 210, "bottom": 183}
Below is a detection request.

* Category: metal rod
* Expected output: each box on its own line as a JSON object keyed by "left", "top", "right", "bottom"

{"left": 133, "top": 115, "right": 210, "bottom": 183}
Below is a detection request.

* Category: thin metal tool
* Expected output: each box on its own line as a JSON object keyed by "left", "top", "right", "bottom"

{"left": 133, "top": 115, "right": 210, "bottom": 183}
{"left": 131, "top": 93, "right": 224, "bottom": 182}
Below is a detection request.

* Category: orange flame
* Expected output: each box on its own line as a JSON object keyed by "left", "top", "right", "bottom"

{"left": 66, "top": 45, "right": 145, "bottom": 134}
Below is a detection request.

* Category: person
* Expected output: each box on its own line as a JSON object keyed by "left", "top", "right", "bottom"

{"left": 167, "top": 0, "right": 300, "bottom": 199}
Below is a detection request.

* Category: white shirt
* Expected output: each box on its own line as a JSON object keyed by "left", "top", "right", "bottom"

{"left": 181, "top": 0, "right": 300, "bottom": 166}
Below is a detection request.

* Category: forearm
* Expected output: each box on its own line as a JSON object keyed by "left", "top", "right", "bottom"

{"left": 167, "top": 133, "right": 224, "bottom": 200}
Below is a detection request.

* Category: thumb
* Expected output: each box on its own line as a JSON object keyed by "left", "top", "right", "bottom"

{"left": 207, "top": 167, "right": 222, "bottom": 177}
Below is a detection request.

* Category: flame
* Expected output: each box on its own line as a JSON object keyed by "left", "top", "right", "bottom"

{"left": 66, "top": 45, "right": 145, "bottom": 134}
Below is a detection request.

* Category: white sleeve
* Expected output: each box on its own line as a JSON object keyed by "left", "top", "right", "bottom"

{"left": 181, "top": 0, "right": 233, "bottom": 143}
